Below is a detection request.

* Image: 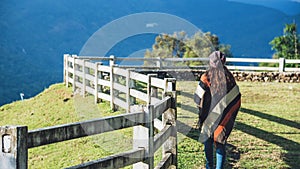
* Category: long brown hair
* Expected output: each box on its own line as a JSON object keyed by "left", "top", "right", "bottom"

{"left": 206, "top": 51, "right": 236, "bottom": 97}
{"left": 207, "top": 66, "right": 236, "bottom": 96}
{"left": 207, "top": 67, "right": 226, "bottom": 96}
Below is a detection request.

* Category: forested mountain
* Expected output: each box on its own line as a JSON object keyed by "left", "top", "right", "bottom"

{"left": 229, "top": 0, "right": 300, "bottom": 16}
{"left": 0, "top": 0, "right": 299, "bottom": 105}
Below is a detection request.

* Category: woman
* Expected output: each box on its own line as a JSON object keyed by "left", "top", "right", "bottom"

{"left": 194, "top": 51, "right": 241, "bottom": 169}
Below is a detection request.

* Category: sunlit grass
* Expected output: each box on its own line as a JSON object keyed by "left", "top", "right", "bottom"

{"left": 0, "top": 81, "right": 299, "bottom": 168}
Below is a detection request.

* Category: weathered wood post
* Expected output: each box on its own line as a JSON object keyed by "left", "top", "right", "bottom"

{"left": 63, "top": 54, "right": 70, "bottom": 87}
{"left": 150, "top": 73, "right": 158, "bottom": 99}
{"left": 109, "top": 55, "right": 115, "bottom": 110}
{"left": 94, "top": 62, "right": 100, "bottom": 104}
{"left": 133, "top": 74, "right": 156, "bottom": 169}
{"left": 156, "top": 57, "right": 162, "bottom": 69}
{"left": 72, "top": 54, "right": 77, "bottom": 92}
{"left": 162, "top": 78, "right": 177, "bottom": 167}
{"left": 82, "top": 59, "right": 87, "bottom": 97}
{"left": 99, "top": 62, "right": 105, "bottom": 103}
{"left": 126, "top": 69, "right": 131, "bottom": 113}
{"left": 0, "top": 126, "right": 28, "bottom": 169}
{"left": 146, "top": 74, "right": 156, "bottom": 168}
{"left": 279, "top": 58, "right": 285, "bottom": 72}
{"left": 129, "top": 72, "right": 136, "bottom": 106}
{"left": 147, "top": 104, "right": 155, "bottom": 169}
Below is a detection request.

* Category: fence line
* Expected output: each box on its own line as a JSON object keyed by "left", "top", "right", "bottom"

{"left": 64, "top": 54, "right": 176, "bottom": 110}
{"left": 0, "top": 54, "right": 177, "bottom": 169}
{"left": 71, "top": 55, "right": 300, "bottom": 72}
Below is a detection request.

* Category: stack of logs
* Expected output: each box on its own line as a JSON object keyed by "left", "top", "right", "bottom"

{"left": 232, "top": 72, "right": 300, "bottom": 83}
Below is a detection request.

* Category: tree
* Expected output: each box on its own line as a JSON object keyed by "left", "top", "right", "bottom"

{"left": 270, "top": 23, "right": 300, "bottom": 60}
{"left": 144, "top": 31, "right": 232, "bottom": 66}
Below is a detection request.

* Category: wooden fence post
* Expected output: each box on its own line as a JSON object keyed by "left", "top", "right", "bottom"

{"left": 133, "top": 124, "right": 149, "bottom": 169}
{"left": 0, "top": 126, "right": 28, "bottom": 169}
{"left": 94, "top": 62, "right": 100, "bottom": 104}
{"left": 126, "top": 69, "right": 130, "bottom": 113}
{"left": 129, "top": 75, "right": 136, "bottom": 106}
{"left": 279, "top": 58, "right": 285, "bottom": 72}
{"left": 63, "top": 54, "right": 69, "bottom": 87}
{"left": 146, "top": 74, "right": 156, "bottom": 168}
{"left": 147, "top": 105, "right": 155, "bottom": 169}
{"left": 110, "top": 55, "right": 115, "bottom": 110}
{"left": 147, "top": 74, "right": 157, "bottom": 106}
{"left": 162, "top": 78, "right": 177, "bottom": 167}
{"left": 132, "top": 105, "right": 155, "bottom": 169}
{"left": 156, "top": 57, "right": 162, "bottom": 69}
{"left": 98, "top": 63, "right": 104, "bottom": 103}
{"left": 82, "top": 59, "right": 87, "bottom": 97}
{"left": 133, "top": 74, "right": 156, "bottom": 169}
{"left": 72, "top": 55, "right": 77, "bottom": 92}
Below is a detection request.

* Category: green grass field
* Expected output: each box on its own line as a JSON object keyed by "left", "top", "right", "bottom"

{"left": 0, "top": 81, "right": 299, "bottom": 169}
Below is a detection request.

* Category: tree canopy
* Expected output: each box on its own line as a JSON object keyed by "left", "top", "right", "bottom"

{"left": 270, "top": 23, "right": 300, "bottom": 60}
{"left": 144, "top": 31, "right": 232, "bottom": 67}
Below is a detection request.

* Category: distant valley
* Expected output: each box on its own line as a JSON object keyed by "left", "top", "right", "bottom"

{"left": 0, "top": 0, "right": 299, "bottom": 105}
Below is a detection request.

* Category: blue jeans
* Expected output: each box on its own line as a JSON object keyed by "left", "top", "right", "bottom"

{"left": 204, "top": 137, "right": 226, "bottom": 169}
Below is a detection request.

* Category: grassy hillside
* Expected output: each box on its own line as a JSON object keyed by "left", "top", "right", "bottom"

{"left": 2, "top": 0, "right": 300, "bottom": 106}
{"left": 0, "top": 81, "right": 299, "bottom": 168}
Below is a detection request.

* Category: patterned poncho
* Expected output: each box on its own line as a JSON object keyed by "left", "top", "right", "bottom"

{"left": 194, "top": 71, "right": 241, "bottom": 144}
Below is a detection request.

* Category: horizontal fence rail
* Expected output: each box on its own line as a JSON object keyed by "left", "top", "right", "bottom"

{"left": 65, "top": 148, "right": 146, "bottom": 169}
{"left": 68, "top": 55, "right": 300, "bottom": 72}
{"left": 64, "top": 54, "right": 176, "bottom": 111}
{"left": 27, "top": 112, "right": 145, "bottom": 148}
{"left": 0, "top": 93, "right": 177, "bottom": 169}
{"left": 0, "top": 54, "right": 178, "bottom": 169}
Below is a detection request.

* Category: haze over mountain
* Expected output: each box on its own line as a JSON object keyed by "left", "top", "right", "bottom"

{"left": 229, "top": 0, "right": 300, "bottom": 16}
{"left": 0, "top": 0, "right": 299, "bottom": 105}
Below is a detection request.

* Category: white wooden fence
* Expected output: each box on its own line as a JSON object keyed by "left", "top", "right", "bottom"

{"left": 0, "top": 54, "right": 178, "bottom": 169}
{"left": 0, "top": 97, "right": 177, "bottom": 169}
{"left": 67, "top": 55, "right": 300, "bottom": 72}
{"left": 225, "top": 58, "right": 300, "bottom": 72}
{"left": 63, "top": 54, "right": 176, "bottom": 110}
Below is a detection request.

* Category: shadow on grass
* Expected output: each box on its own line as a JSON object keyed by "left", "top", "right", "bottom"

{"left": 240, "top": 107, "right": 300, "bottom": 130}
{"left": 177, "top": 91, "right": 241, "bottom": 168}
{"left": 176, "top": 106, "right": 300, "bottom": 168}
{"left": 177, "top": 90, "right": 300, "bottom": 168}
{"left": 177, "top": 120, "right": 199, "bottom": 140}
{"left": 177, "top": 103, "right": 198, "bottom": 115}
{"left": 236, "top": 108, "right": 300, "bottom": 168}
{"left": 177, "top": 91, "right": 198, "bottom": 115}
{"left": 176, "top": 120, "right": 241, "bottom": 168}
{"left": 226, "top": 144, "right": 241, "bottom": 169}
{"left": 178, "top": 91, "right": 194, "bottom": 98}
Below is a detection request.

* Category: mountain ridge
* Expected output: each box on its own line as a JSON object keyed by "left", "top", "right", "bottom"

{"left": 0, "top": 0, "right": 299, "bottom": 105}
{"left": 228, "top": 0, "right": 300, "bottom": 16}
